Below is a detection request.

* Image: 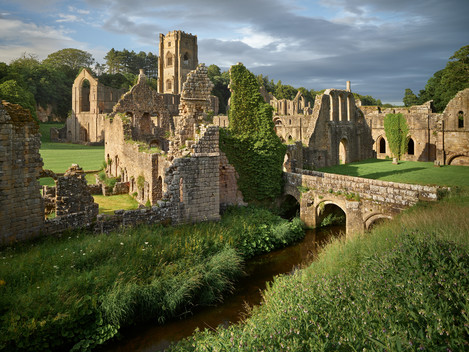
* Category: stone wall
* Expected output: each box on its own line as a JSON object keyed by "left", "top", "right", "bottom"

{"left": 219, "top": 152, "right": 245, "bottom": 209}
{"left": 0, "top": 102, "right": 44, "bottom": 244}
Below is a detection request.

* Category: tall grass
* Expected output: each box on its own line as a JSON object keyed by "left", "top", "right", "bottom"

{"left": 0, "top": 206, "right": 303, "bottom": 351}
{"left": 169, "top": 192, "right": 469, "bottom": 351}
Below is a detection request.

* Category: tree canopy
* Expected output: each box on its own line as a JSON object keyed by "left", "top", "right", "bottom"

{"left": 408, "top": 45, "right": 469, "bottom": 111}
{"left": 384, "top": 113, "right": 409, "bottom": 161}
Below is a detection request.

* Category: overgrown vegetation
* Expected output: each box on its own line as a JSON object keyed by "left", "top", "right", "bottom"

{"left": 169, "top": 191, "right": 469, "bottom": 352}
{"left": 384, "top": 113, "right": 409, "bottom": 162}
{"left": 220, "top": 63, "right": 286, "bottom": 202}
{"left": 0, "top": 206, "right": 303, "bottom": 352}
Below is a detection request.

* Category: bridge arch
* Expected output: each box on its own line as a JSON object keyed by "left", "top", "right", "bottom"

{"left": 364, "top": 213, "right": 392, "bottom": 231}
{"left": 316, "top": 200, "right": 346, "bottom": 227}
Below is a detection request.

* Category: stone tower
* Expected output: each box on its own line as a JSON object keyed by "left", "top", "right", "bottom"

{"left": 158, "top": 30, "right": 198, "bottom": 95}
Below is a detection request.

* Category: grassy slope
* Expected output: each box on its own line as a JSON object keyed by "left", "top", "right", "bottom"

{"left": 170, "top": 191, "right": 469, "bottom": 352}
{"left": 0, "top": 207, "right": 304, "bottom": 352}
{"left": 318, "top": 158, "right": 469, "bottom": 188}
{"left": 39, "top": 123, "right": 104, "bottom": 173}
{"left": 93, "top": 194, "right": 139, "bottom": 214}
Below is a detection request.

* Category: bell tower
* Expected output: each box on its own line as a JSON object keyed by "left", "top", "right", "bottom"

{"left": 158, "top": 30, "right": 198, "bottom": 94}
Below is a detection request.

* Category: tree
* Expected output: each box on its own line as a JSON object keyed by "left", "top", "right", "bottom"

{"left": 207, "top": 64, "right": 230, "bottom": 114}
{"left": 403, "top": 88, "right": 419, "bottom": 107}
{"left": 384, "top": 113, "right": 409, "bottom": 163}
{"left": 0, "top": 79, "right": 37, "bottom": 120}
{"left": 43, "top": 49, "right": 94, "bottom": 75}
{"left": 417, "top": 45, "right": 469, "bottom": 111}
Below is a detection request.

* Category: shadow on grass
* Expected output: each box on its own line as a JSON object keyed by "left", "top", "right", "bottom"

{"left": 40, "top": 142, "right": 104, "bottom": 151}
{"left": 361, "top": 167, "right": 427, "bottom": 180}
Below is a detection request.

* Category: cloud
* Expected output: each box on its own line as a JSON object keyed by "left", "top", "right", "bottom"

{"left": 0, "top": 18, "right": 87, "bottom": 62}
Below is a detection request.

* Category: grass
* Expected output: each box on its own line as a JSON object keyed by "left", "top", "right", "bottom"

{"left": 317, "top": 158, "right": 469, "bottom": 189}
{"left": 169, "top": 190, "right": 469, "bottom": 352}
{"left": 0, "top": 206, "right": 304, "bottom": 352}
{"left": 39, "top": 123, "right": 104, "bottom": 173}
{"left": 93, "top": 194, "right": 139, "bottom": 215}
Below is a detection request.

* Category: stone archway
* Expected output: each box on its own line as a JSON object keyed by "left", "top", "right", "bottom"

{"left": 339, "top": 138, "right": 348, "bottom": 164}
{"left": 79, "top": 79, "right": 91, "bottom": 112}
{"left": 364, "top": 213, "right": 392, "bottom": 231}
{"left": 447, "top": 153, "right": 469, "bottom": 166}
{"left": 316, "top": 201, "right": 346, "bottom": 227}
{"left": 279, "top": 194, "right": 300, "bottom": 220}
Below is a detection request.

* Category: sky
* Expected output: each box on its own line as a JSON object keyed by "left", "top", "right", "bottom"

{"left": 0, "top": 0, "right": 468, "bottom": 105}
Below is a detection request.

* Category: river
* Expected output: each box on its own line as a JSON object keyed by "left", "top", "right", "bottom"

{"left": 102, "top": 225, "right": 345, "bottom": 351}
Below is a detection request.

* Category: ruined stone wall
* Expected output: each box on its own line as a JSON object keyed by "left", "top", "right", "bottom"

{"left": 164, "top": 126, "right": 220, "bottom": 223}
{"left": 219, "top": 152, "right": 245, "bottom": 208}
{"left": 440, "top": 88, "right": 469, "bottom": 165}
{"left": 0, "top": 102, "right": 44, "bottom": 244}
{"left": 273, "top": 115, "right": 312, "bottom": 143}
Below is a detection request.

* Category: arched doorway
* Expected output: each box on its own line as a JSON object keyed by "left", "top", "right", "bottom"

{"left": 339, "top": 138, "right": 348, "bottom": 164}
{"left": 407, "top": 138, "right": 415, "bottom": 155}
{"left": 317, "top": 202, "right": 346, "bottom": 227}
{"left": 379, "top": 136, "right": 386, "bottom": 154}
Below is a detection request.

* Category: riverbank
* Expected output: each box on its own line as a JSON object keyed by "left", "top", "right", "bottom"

{"left": 0, "top": 206, "right": 303, "bottom": 351}
{"left": 169, "top": 190, "right": 469, "bottom": 351}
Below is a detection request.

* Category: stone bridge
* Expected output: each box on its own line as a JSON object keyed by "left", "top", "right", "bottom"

{"left": 284, "top": 169, "right": 440, "bottom": 235}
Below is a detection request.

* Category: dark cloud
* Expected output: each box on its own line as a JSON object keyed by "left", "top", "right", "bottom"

{"left": 87, "top": 0, "right": 468, "bottom": 104}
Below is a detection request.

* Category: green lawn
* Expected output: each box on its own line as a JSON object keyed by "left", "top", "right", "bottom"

{"left": 93, "top": 194, "right": 139, "bottom": 214}
{"left": 39, "top": 123, "right": 104, "bottom": 173}
{"left": 318, "top": 158, "right": 469, "bottom": 188}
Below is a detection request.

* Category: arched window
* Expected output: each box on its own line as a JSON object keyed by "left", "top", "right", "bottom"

{"left": 166, "top": 79, "right": 172, "bottom": 91}
{"left": 183, "top": 52, "right": 189, "bottom": 65}
{"left": 407, "top": 138, "right": 415, "bottom": 155}
{"left": 80, "top": 79, "right": 91, "bottom": 112}
{"left": 379, "top": 137, "right": 386, "bottom": 154}
{"left": 166, "top": 53, "right": 173, "bottom": 67}
{"left": 458, "top": 111, "right": 464, "bottom": 128}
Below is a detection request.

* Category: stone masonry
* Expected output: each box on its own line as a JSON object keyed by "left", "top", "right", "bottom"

{"left": 0, "top": 101, "right": 44, "bottom": 244}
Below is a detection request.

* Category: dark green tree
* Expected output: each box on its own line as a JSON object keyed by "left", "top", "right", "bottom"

{"left": 43, "top": 49, "right": 94, "bottom": 76}
{"left": 0, "top": 79, "right": 38, "bottom": 120}
{"left": 221, "top": 63, "right": 286, "bottom": 202}
{"left": 207, "top": 64, "right": 230, "bottom": 114}
{"left": 384, "top": 113, "right": 409, "bottom": 162}
{"left": 417, "top": 45, "right": 469, "bottom": 111}
{"left": 403, "top": 88, "right": 419, "bottom": 107}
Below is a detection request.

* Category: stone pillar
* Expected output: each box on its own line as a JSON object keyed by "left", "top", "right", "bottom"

{"left": 345, "top": 200, "right": 364, "bottom": 237}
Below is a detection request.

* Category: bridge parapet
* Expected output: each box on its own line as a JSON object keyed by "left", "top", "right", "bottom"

{"left": 284, "top": 169, "right": 441, "bottom": 236}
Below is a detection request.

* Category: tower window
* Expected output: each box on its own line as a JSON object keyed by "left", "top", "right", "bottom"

{"left": 166, "top": 79, "right": 172, "bottom": 91}
{"left": 458, "top": 111, "right": 464, "bottom": 128}
{"left": 407, "top": 138, "right": 415, "bottom": 155}
{"left": 166, "top": 53, "right": 173, "bottom": 67}
{"left": 183, "top": 52, "right": 189, "bottom": 65}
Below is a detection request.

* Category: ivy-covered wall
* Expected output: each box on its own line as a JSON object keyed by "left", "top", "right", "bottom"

{"left": 220, "top": 63, "right": 286, "bottom": 202}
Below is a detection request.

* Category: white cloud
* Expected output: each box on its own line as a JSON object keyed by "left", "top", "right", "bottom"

{"left": 0, "top": 18, "right": 86, "bottom": 62}
{"left": 56, "top": 14, "right": 80, "bottom": 23}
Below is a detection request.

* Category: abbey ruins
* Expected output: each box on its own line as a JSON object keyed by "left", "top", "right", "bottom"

{"left": 1, "top": 30, "right": 468, "bottom": 243}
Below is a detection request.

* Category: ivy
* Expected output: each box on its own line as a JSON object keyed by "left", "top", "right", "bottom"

{"left": 384, "top": 113, "right": 409, "bottom": 161}
{"left": 220, "top": 63, "right": 286, "bottom": 202}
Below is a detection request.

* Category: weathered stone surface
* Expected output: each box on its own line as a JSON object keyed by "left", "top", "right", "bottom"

{"left": 0, "top": 101, "right": 44, "bottom": 244}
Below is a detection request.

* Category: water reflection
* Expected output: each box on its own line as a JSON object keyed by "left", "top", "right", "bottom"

{"left": 102, "top": 225, "right": 344, "bottom": 352}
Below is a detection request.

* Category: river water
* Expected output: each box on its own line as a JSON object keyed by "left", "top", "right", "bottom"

{"left": 102, "top": 225, "right": 344, "bottom": 352}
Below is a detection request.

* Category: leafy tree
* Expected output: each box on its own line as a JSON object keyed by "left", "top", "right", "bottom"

{"left": 417, "top": 45, "right": 469, "bottom": 112}
{"left": 384, "top": 113, "right": 409, "bottom": 162}
{"left": 403, "top": 88, "right": 419, "bottom": 107}
{"left": 43, "top": 49, "right": 94, "bottom": 76}
{"left": 274, "top": 80, "right": 297, "bottom": 100}
{"left": 0, "top": 79, "right": 37, "bottom": 120}
{"left": 221, "top": 63, "right": 286, "bottom": 202}
{"left": 207, "top": 64, "right": 230, "bottom": 114}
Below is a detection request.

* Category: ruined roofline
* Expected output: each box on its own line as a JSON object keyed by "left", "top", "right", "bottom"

{"left": 160, "top": 30, "right": 197, "bottom": 39}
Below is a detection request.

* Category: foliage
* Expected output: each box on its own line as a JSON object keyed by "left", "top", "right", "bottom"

{"left": 0, "top": 79, "right": 38, "bottom": 120}
{"left": 384, "top": 113, "right": 409, "bottom": 161}
{"left": 353, "top": 92, "right": 383, "bottom": 106}
{"left": 317, "top": 158, "right": 469, "bottom": 189}
{"left": 169, "top": 193, "right": 469, "bottom": 352}
{"left": 96, "top": 72, "right": 136, "bottom": 90}
{"left": 98, "top": 171, "right": 119, "bottom": 188}
{"left": 137, "top": 175, "right": 145, "bottom": 190}
{"left": 103, "top": 49, "right": 158, "bottom": 78}
{"left": 416, "top": 45, "right": 469, "bottom": 112}
{"left": 43, "top": 49, "right": 95, "bottom": 73}
{"left": 0, "top": 206, "right": 303, "bottom": 351}
{"left": 403, "top": 88, "right": 419, "bottom": 107}
{"left": 207, "top": 64, "right": 230, "bottom": 114}
{"left": 221, "top": 63, "right": 286, "bottom": 202}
